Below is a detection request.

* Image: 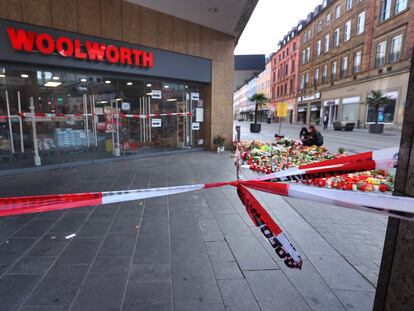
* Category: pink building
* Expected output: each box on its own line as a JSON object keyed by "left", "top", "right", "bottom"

{"left": 270, "top": 22, "right": 304, "bottom": 123}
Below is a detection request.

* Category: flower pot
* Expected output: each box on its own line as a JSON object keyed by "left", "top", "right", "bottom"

{"left": 369, "top": 124, "right": 384, "bottom": 134}
{"left": 250, "top": 123, "right": 261, "bottom": 133}
{"left": 217, "top": 147, "right": 221, "bottom": 153}
{"left": 220, "top": 146, "right": 225, "bottom": 152}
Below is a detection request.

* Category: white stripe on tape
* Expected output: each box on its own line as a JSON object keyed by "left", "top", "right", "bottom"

{"left": 372, "top": 147, "right": 399, "bottom": 161}
{"left": 102, "top": 184, "right": 204, "bottom": 204}
{"left": 288, "top": 183, "right": 414, "bottom": 215}
{"left": 276, "top": 232, "right": 301, "bottom": 262}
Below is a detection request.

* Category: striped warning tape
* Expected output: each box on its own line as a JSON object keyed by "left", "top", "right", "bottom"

{"left": 1, "top": 112, "right": 192, "bottom": 120}
{"left": 257, "top": 147, "right": 398, "bottom": 182}
{"left": 0, "top": 147, "right": 413, "bottom": 270}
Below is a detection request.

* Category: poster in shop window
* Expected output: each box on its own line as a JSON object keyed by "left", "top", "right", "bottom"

{"left": 152, "top": 118, "right": 162, "bottom": 128}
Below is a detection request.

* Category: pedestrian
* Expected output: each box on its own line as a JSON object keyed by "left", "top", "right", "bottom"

{"left": 323, "top": 112, "right": 329, "bottom": 130}
{"left": 302, "top": 125, "right": 324, "bottom": 146}
{"left": 299, "top": 127, "right": 309, "bottom": 142}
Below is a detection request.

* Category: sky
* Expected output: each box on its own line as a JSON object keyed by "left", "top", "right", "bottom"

{"left": 235, "top": 0, "right": 323, "bottom": 57}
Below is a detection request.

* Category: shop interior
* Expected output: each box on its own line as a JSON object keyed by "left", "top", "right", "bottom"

{"left": 0, "top": 65, "right": 204, "bottom": 169}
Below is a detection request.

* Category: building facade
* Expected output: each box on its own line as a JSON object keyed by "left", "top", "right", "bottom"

{"left": 0, "top": 0, "right": 257, "bottom": 170}
{"left": 255, "top": 61, "right": 271, "bottom": 122}
{"left": 271, "top": 24, "right": 303, "bottom": 123}
{"left": 297, "top": 0, "right": 414, "bottom": 127}
{"left": 238, "top": 84, "right": 249, "bottom": 120}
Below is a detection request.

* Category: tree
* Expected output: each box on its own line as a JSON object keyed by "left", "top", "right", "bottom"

{"left": 367, "top": 90, "right": 393, "bottom": 124}
{"left": 249, "top": 93, "right": 269, "bottom": 124}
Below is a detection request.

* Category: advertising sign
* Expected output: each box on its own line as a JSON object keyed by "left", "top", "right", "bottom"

{"left": 277, "top": 102, "right": 288, "bottom": 117}
{"left": 151, "top": 90, "right": 161, "bottom": 99}
{"left": 192, "top": 122, "right": 200, "bottom": 130}
{"left": 151, "top": 118, "right": 161, "bottom": 128}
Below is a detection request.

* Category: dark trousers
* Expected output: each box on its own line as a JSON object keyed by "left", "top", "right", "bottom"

{"left": 323, "top": 122, "right": 328, "bottom": 130}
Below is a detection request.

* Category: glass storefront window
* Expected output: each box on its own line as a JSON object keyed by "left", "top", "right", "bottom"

{"left": 342, "top": 103, "right": 359, "bottom": 122}
{"left": 366, "top": 95, "right": 396, "bottom": 123}
{"left": 0, "top": 64, "right": 205, "bottom": 169}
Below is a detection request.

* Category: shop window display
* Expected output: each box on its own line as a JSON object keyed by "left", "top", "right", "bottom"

{"left": 366, "top": 94, "right": 396, "bottom": 123}
{"left": 0, "top": 65, "right": 204, "bottom": 169}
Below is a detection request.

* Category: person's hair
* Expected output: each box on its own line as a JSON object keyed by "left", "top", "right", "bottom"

{"left": 301, "top": 127, "right": 308, "bottom": 132}
{"left": 309, "top": 125, "right": 316, "bottom": 130}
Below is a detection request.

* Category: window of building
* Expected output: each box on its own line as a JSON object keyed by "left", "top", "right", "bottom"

{"left": 344, "top": 20, "right": 351, "bottom": 41}
{"left": 376, "top": 41, "right": 387, "bottom": 66}
{"left": 389, "top": 34, "right": 403, "bottom": 62}
{"left": 284, "top": 83, "right": 287, "bottom": 95}
{"left": 380, "top": 0, "right": 391, "bottom": 21}
{"left": 395, "top": 0, "right": 408, "bottom": 13}
{"left": 322, "top": 64, "right": 328, "bottom": 82}
{"left": 287, "top": 48, "right": 289, "bottom": 55}
{"left": 285, "top": 64, "right": 289, "bottom": 75}
{"left": 331, "top": 61, "right": 337, "bottom": 79}
{"left": 325, "top": 33, "right": 330, "bottom": 52}
{"left": 357, "top": 11, "right": 365, "bottom": 34}
{"left": 335, "top": 5, "right": 341, "bottom": 19}
{"left": 341, "top": 56, "right": 349, "bottom": 78}
{"left": 317, "top": 20, "right": 323, "bottom": 32}
{"left": 334, "top": 28, "right": 340, "bottom": 47}
{"left": 346, "top": 0, "right": 353, "bottom": 11}
{"left": 306, "top": 46, "right": 311, "bottom": 62}
{"left": 293, "top": 42, "right": 297, "bottom": 51}
{"left": 300, "top": 74, "right": 305, "bottom": 89}
{"left": 316, "top": 40, "right": 322, "bottom": 56}
{"left": 353, "top": 51, "right": 362, "bottom": 73}
{"left": 314, "top": 68, "right": 320, "bottom": 85}
{"left": 302, "top": 50, "right": 306, "bottom": 64}
{"left": 326, "top": 13, "right": 331, "bottom": 26}
{"left": 292, "top": 60, "right": 295, "bottom": 72}
{"left": 305, "top": 72, "right": 310, "bottom": 88}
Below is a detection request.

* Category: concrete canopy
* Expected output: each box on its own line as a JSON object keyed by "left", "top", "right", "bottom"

{"left": 125, "top": 0, "right": 258, "bottom": 41}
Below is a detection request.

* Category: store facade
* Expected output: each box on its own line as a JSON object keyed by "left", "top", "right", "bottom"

{"left": 0, "top": 0, "right": 251, "bottom": 170}
{"left": 296, "top": 92, "right": 321, "bottom": 125}
{"left": 320, "top": 72, "right": 409, "bottom": 128}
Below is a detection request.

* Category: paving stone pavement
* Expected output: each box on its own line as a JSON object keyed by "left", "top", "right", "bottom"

{"left": 0, "top": 151, "right": 379, "bottom": 310}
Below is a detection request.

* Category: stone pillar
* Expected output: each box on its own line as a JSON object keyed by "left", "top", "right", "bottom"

{"left": 373, "top": 50, "right": 414, "bottom": 310}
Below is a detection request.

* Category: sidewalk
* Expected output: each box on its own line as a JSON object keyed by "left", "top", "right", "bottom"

{"left": 235, "top": 121, "right": 401, "bottom": 154}
{"left": 0, "top": 151, "right": 378, "bottom": 310}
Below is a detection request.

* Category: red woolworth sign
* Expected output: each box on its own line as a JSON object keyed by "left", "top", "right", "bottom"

{"left": 6, "top": 27, "right": 154, "bottom": 68}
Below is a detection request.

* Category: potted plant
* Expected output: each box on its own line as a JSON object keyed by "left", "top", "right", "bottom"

{"left": 213, "top": 135, "right": 226, "bottom": 153}
{"left": 248, "top": 93, "right": 269, "bottom": 133}
{"left": 367, "top": 90, "right": 392, "bottom": 134}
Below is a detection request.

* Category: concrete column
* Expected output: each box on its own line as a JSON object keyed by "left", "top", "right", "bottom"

{"left": 373, "top": 50, "right": 414, "bottom": 311}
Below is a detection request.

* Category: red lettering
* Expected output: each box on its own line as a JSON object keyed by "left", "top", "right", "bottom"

{"left": 85, "top": 41, "right": 106, "bottom": 61}
{"left": 74, "top": 39, "right": 87, "bottom": 59}
{"left": 119, "top": 47, "right": 132, "bottom": 65}
{"left": 7, "top": 27, "right": 35, "bottom": 52}
{"left": 142, "top": 51, "right": 154, "bottom": 68}
{"left": 132, "top": 49, "right": 142, "bottom": 66}
{"left": 56, "top": 36, "right": 73, "bottom": 57}
{"left": 35, "top": 33, "right": 55, "bottom": 55}
{"left": 105, "top": 45, "right": 120, "bottom": 63}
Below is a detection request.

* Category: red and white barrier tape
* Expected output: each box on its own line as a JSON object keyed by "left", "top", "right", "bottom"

{"left": 118, "top": 112, "right": 192, "bottom": 119}
{"left": 0, "top": 147, "right": 412, "bottom": 270}
{"left": 258, "top": 147, "right": 398, "bottom": 181}
{"left": 1, "top": 112, "right": 192, "bottom": 120}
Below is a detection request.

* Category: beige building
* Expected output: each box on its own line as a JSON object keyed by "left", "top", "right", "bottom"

{"left": 255, "top": 61, "right": 271, "bottom": 121}
{"left": 297, "top": 0, "right": 414, "bottom": 127}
